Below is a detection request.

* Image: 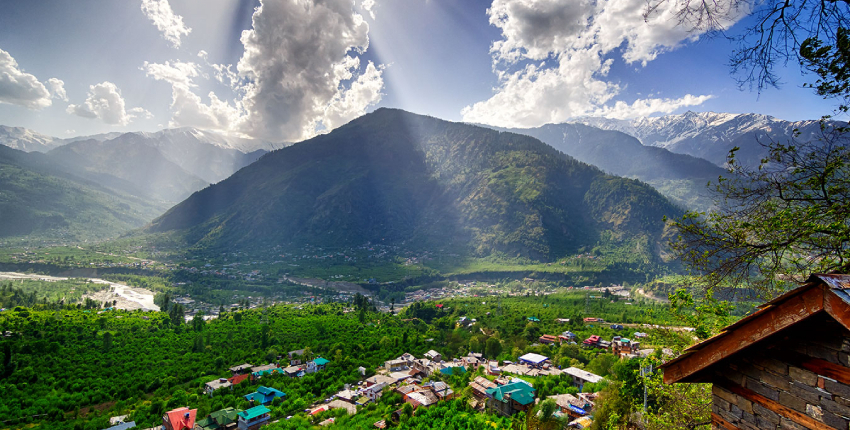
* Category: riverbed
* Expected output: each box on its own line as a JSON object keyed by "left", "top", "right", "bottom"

{"left": 0, "top": 271, "right": 160, "bottom": 311}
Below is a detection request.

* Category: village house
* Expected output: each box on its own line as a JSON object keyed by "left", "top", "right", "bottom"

{"left": 485, "top": 379, "right": 536, "bottom": 417}
{"left": 195, "top": 407, "right": 242, "bottom": 430}
{"left": 313, "top": 357, "right": 330, "bottom": 371}
{"left": 661, "top": 274, "right": 850, "bottom": 430}
{"left": 204, "top": 377, "right": 233, "bottom": 396}
{"left": 469, "top": 376, "right": 498, "bottom": 399}
{"left": 366, "top": 374, "right": 396, "bottom": 387}
{"left": 424, "top": 350, "right": 442, "bottom": 362}
{"left": 427, "top": 381, "right": 454, "bottom": 400}
{"left": 304, "top": 357, "right": 330, "bottom": 374}
{"left": 559, "top": 331, "right": 577, "bottom": 343}
{"left": 237, "top": 405, "right": 271, "bottom": 430}
{"left": 611, "top": 338, "right": 641, "bottom": 358}
{"left": 163, "top": 407, "right": 197, "bottom": 430}
{"left": 487, "top": 361, "right": 501, "bottom": 375}
{"left": 103, "top": 422, "right": 136, "bottom": 430}
{"left": 518, "top": 353, "right": 550, "bottom": 369}
{"left": 288, "top": 349, "right": 306, "bottom": 366}
{"left": 556, "top": 318, "right": 571, "bottom": 324}
{"left": 406, "top": 389, "right": 439, "bottom": 409}
{"left": 548, "top": 394, "right": 591, "bottom": 420}
{"left": 250, "top": 364, "right": 280, "bottom": 379}
{"left": 538, "top": 334, "right": 559, "bottom": 345}
{"left": 362, "top": 382, "right": 386, "bottom": 402}
{"left": 228, "top": 373, "right": 251, "bottom": 387}
{"left": 385, "top": 359, "right": 408, "bottom": 372}
{"left": 282, "top": 365, "right": 303, "bottom": 378}
{"left": 463, "top": 352, "right": 486, "bottom": 368}
{"left": 563, "top": 367, "right": 604, "bottom": 391}
{"left": 229, "top": 364, "right": 253, "bottom": 376}
{"left": 244, "top": 386, "right": 285, "bottom": 406}
{"left": 410, "top": 358, "right": 433, "bottom": 376}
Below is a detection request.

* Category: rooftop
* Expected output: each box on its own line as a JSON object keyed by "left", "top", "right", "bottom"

{"left": 563, "top": 367, "right": 604, "bottom": 383}
{"left": 238, "top": 405, "right": 270, "bottom": 421}
{"left": 518, "top": 353, "right": 549, "bottom": 364}
{"left": 662, "top": 273, "right": 850, "bottom": 383}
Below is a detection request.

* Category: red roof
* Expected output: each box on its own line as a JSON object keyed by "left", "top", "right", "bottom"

{"left": 164, "top": 407, "right": 197, "bottom": 430}
{"left": 229, "top": 373, "right": 251, "bottom": 385}
{"left": 436, "top": 304, "right": 443, "bottom": 308}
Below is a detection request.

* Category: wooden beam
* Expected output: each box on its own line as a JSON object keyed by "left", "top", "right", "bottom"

{"left": 663, "top": 286, "right": 825, "bottom": 383}
{"left": 800, "top": 357, "right": 850, "bottom": 386}
{"left": 823, "top": 289, "right": 850, "bottom": 332}
{"left": 711, "top": 412, "right": 740, "bottom": 430}
{"left": 717, "top": 380, "right": 834, "bottom": 430}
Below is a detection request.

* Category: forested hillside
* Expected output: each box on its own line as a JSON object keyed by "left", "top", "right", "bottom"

{"left": 148, "top": 109, "right": 682, "bottom": 263}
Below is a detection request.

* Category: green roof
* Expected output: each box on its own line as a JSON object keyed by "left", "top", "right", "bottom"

{"left": 238, "top": 405, "right": 270, "bottom": 420}
{"left": 197, "top": 408, "right": 242, "bottom": 429}
{"left": 486, "top": 381, "right": 536, "bottom": 406}
{"left": 313, "top": 357, "right": 330, "bottom": 366}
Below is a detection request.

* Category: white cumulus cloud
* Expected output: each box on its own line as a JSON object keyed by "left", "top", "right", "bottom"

{"left": 235, "top": 0, "right": 384, "bottom": 141}
{"left": 144, "top": 0, "right": 385, "bottom": 142}
{"left": 142, "top": 60, "right": 201, "bottom": 87}
{"left": 47, "top": 78, "right": 68, "bottom": 102}
{"left": 140, "top": 0, "right": 192, "bottom": 48}
{"left": 0, "top": 48, "right": 52, "bottom": 109}
{"left": 462, "top": 0, "right": 749, "bottom": 127}
{"left": 67, "top": 81, "right": 147, "bottom": 126}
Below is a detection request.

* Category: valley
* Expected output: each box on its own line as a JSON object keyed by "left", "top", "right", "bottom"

{"left": 0, "top": 109, "right": 834, "bottom": 430}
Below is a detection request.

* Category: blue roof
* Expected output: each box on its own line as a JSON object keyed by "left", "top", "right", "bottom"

{"left": 245, "top": 386, "right": 285, "bottom": 404}
{"left": 313, "top": 357, "right": 330, "bottom": 366}
{"left": 568, "top": 405, "right": 588, "bottom": 415}
{"left": 238, "top": 405, "right": 270, "bottom": 420}
{"left": 103, "top": 422, "right": 136, "bottom": 430}
{"left": 440, "top": 366, "right": 467, "bottom": 376}
{"left": 486, "top": 381, "right": 536, "bottom": 406}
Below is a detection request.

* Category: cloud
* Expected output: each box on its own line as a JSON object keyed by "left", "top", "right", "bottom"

{"left": 140, "top": 0, "right": 192, "bottom": 48}
{"left": 142, "top": 60, "right": 201, "bottom": 87}
{"left": 362, "top": 0, "right": 376, "bottom": 19}
{"left": 47, "top": 78, "right": 68, "bottom": 102}
{"left": 67, "top": 81, "right": 146, "bottom": 126}
{"left": 142, "top": 60, "right": 242, "bottom": 131}
{"left": 141, "top": 0, "right": 384, "bottom": 141}
{"left": 462, "top": 0, "right": 749, "bottom": 127}
{"left": 591, "top": 94, "right": 715, "bottom": 119}
{"left": 0, "top": 48, "right": 52, "bottom": 109}
{"left": 235, "top": 0, "right": 384, "bottom": 141}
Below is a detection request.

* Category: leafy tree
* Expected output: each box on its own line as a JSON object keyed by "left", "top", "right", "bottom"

{"left": 485, "top": 337, "right": 502, "bottom": 359}
{"left": 646, "top": 0, "right": 850, "bottom": 93}
{"left": 662, "top": 0, "right": 850, "bottom": 296}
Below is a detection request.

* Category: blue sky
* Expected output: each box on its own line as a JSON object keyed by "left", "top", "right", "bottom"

{"left": 0, "top": 0, "right": 838, "bottom": 141}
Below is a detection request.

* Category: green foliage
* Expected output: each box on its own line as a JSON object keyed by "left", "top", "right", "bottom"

{"left": 0, "top": 145, "right": 168, "bottom": 244}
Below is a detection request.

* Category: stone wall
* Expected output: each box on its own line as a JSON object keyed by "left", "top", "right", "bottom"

{"left": 710, "top": 314, "right": 850, "bottom": 429}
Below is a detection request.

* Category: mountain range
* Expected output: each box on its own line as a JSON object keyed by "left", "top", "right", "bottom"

{"left": 147, "top": 108, "right": 682, "bottom": 262}
{"left": 0, "top": 109, "right": 830, "bottom": 253}
{"left": 0, "top": 144, "right": 167, "bottom": 241}
{"left": 574, "top": 111, "right": 829, "bottom": 168}
{"left": 490, "top": 123, "right": 728, "bottom": 211}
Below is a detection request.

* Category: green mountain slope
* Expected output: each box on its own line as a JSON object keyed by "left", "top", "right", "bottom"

{"left": 148, "top": 109, "right": 683, "bottom": 261}
{"left": 496, "top": 123, "right": 728, "bottom": 211}
{"left": 46, "top": 137, "right": 209, "bottom": 203}
{"left": 0, "top": 145, "right": 170, "bottom": 242}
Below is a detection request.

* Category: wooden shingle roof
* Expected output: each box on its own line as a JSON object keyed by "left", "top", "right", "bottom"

{"left": 661, "top": 274, "right": 850, "bottom": 383}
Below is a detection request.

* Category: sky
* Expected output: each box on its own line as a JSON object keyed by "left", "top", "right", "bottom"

{"left": 0, "top": 0, "right": 839, "bottom": 142}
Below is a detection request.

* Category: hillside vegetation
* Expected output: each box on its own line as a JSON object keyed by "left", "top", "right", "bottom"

{"left": 148, "top": 109, "right": 683, "bottom": 263}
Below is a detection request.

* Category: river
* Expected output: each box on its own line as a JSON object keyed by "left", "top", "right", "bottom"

{"left": 0, "top": 271, "right": 160, "bottom": 311}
